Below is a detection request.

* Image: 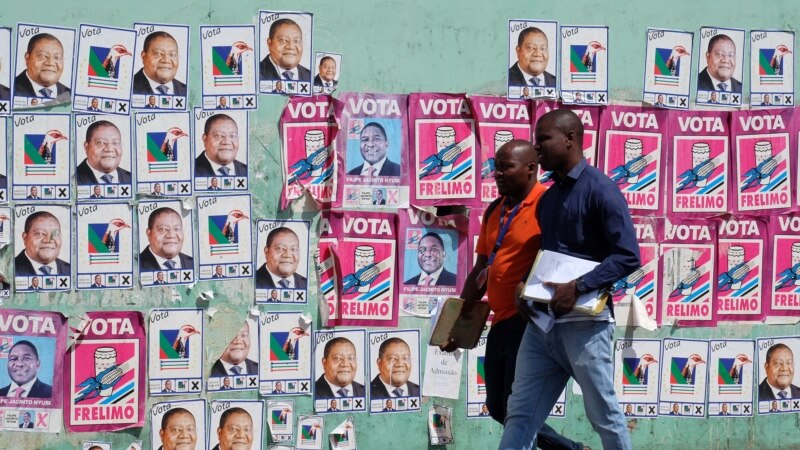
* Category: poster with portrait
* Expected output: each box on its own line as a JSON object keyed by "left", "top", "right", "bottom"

{"left": 208, "top": 400, "right": 264, "bottom": 450}
{"left": 368, "top": 329, "right": 421, "bottom": 415}
{"left": 428, "top": 405, "right": 454, "bottom": 445}
{"left": 313, "top": 329, "right": 366, "bottom": 414}
{"left": 255, "top": 220, "right": 310, "bottom": 304}
{"left": 136, "top": 200, "right": 195, "bottom": 287}
{"left": 599, "top": 105, "right": 667, "bottom": 215}
{"left": 559, "top": 25, "right": 608, "bottom": 105}
{"left": 716, "top": 216, "right": 768, "bottom": 322}
{"left": 199, "top": 25, "right": 257, "bottom": 110}
{"left": 147, "top": 308, "right": 204, "bottom": 397}
{"left": 258, "top": 11, "right": 314, "bottom": 96}
{"left": 696, "top": 27, "right": 745, "bottom": 107}
{"left": 316, "top": 212, "right": 339, "bottom": 325}
{"left": 757, "top": 337, "right": 800, "bottom": 414}
{"left": 196, "top": 194, "right": 252, "bottom": 281}
{"left": 465, "top": 335, "right": 488, "bottom": 419}
{"left": 0, "top": 206, "right": 10, "bottom": 248}
{"left": 131, "top": 23, "right": 189, "bottom": 111}
{"left": 13, "top": 204, "right": 72, "bottom": 293}
{"left": 328, "top": 210, "right": 398, "bottom": 327}
{"left": 65, "top": 311, "right": 145, "bottom": 432}
{"left": 259, "top": 311, "right": 312, "bottom": 396}
{"left": 11, "top": 113, "right": 72, "bottom": 202}
{"left": 658, "top": 338, "right": 709, "bottom": 417}
{"left": 328, "top": 417, "right": 356, "bottom": 450}
{"left": 81, "top": 441, "right": 110, "bottom": 450}
{"left": 192, "top": 108, "right": 249, "bottom": 192}
{"left": 611, "top": 216, "right": 661, "bottom": 327}
{"left": 313, "top": 52, "right": 341, "bottom": 95}
{"left": 0, "top": 118, "right": 7, "bottom": 203}
{"left": 731, "top": 108, "right": 793, "bottom": 214}
{"left": 335, "top": 92, "right": 408, "bottom": 209}
{"left": 74, "top": 114, "right": 134, "bottom": 200}
{"left": 0, "top": 27, "right": 10, "bottom": 115}
{"left": 643, "top": 28, "right": 693, "bottom": 109}
{"left": 410, "top": 93, "right": 479, "bottom": 207}
{"left": 267, "top": 399, "right": 295, "bottom": 444}
{"left": 769, "top": 215, "right": 800, "bottom": 319}
{"left": 468, "top": 95, "right": 532, "bottom": 204}
{"left": 150, "top": 399, "right": 206, "bottom": 450}
{"left": 207, "top": 314, "right": 259, "bottom": 393}
{"left": 295, "top": 415, "right": 324, "bottom": 450}
{"left": 73, "top": 24, "right": 136, "bottom": 115}
{"left": 613, "top": 339, "right": 661, "bottom": 418}
{"left": 134, "top": 111, "right": 192, "bottom": 197}
{"left": 75, "top": 202, "right": 134, "bottom": 290}
{"left": 507, "top": 20, "right": 558, "bottom": 101}
{"left": 535, "top": 101, "right": 601, "bottom": 186}
{"left": 280, "top": 95, "right": 338, "bottom": 208}
{"left": 13, "top": 24, "right": 75, "bottom": 110}
{"left": 708, "top": 339, "right": 754, "bottom": 417}
{"left": 0, "top": 309, "right": 66, "bottom": 433}
{"left": 749, "top": 30, "right": 794, "bottom": 108}
{"left": 667, "top": 110, "right": 730, "bottom": 216}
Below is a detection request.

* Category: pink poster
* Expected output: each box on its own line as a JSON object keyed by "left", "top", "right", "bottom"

{"left": 667, "top": 110, "right": 731, "bottom": 216}
{"left": 280, "top": 95, "right": 340, "bottom": 209}
{"left": 534, "top": 101, "right": 601, "bottom": 186}
{"left": 409, "top": 93, "right": 479, "bottom": 207}
{"left": 731, "top": 108, "right": 793, "bottom": 214}
{"left": 659, "top": 218, "right": 718, "bottom": 327}
{"left": 600, "top": 105, "right": 668, "bottom": 215}
{"left": 467, "top": 95, "right": 532, "bottom": 203}
{"left": 611, "top": 216, "right": 661, "bottom": 325}
{"left": 768, "top": 215, "right": 800, "bottom": 317}
{"left": 65, "top": 311, "right": 145, "bottom": 432}
{"left": 334, "top": 93, "right": 409, "bottom": 209}
{"left": 329, "top": 211, "right": 398, "bottom": 327}
{"left": 716, "top": 216, "right": 768, "bottom": 323}
{"left": 317, "top": 211, "right": 340, "bottom": 326}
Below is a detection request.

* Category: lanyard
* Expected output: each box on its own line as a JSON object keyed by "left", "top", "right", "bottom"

{"left": 487, "top": 198, "right": 521, "bottom": 267}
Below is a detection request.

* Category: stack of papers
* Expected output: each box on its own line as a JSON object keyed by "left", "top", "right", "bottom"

{"left": 522, "top": 250, "right": 608, "bottom": 316}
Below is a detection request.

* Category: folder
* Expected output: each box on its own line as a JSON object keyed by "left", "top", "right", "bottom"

{"left": 428, "top": 297, "right": 490, "bottom": 349}
{"left": 522, "top": 250, "right": 609, "bottom": 316}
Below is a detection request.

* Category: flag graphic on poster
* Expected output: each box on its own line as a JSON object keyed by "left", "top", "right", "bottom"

{"left": 24, "top": 131, "right": 65, "bottom": 175}
{"left": 476, "top": 356, "right": 486, "bottom": 395}
{"left": 570, "top": 42, "right": 602, "bottom": 82}
{"left": 301, "top": 424, "right": 317, "bottom": 443}
{"left": 759, "top": 46, "right": 791, "bottom": 84}
{"left": 717, "top": 358, "right": 746, "bottom": 394}
{"left": 654, "top": 47, "right": 686, "bottom": 86}
{"left": 669, "top": 355, "right": 704, "bottom": 394}
{"left": 208, "top": 211, "right": 248, "bottom": 255}
{"left": 146, "top": 129, "right": 186, "bottom": 173}
{"left": 272, "top": 408, "right": 288, "bottom": 425}
{"left": 622, "top": 355, "right": 657, "bottom": 394}
{"left": 87, "top": 222, "right": 125, "bottom": 264}
{"left": 270, "top": 331, "right": 300, "bottom": 371}
{"left": 212, "top": 43, "right": 251, "bottom": 86}
{"left": 158, "top": 326, "right": 199, "bottom": 370}
{"left": 87, "top": 45, "right": 131, "bottom": 89}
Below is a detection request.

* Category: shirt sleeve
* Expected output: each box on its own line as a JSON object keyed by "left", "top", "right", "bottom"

{"left": 475, "top": 210, "right": 491, "bottom": 257}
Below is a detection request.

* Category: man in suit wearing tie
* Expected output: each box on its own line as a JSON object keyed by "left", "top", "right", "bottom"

{"left": 372, "top": 189, "right": 386, "bottom": 205}
{"left": 27, "top": 186, "right": 40, "bottom": 199}
{"left": 91, "top": 274, "right": 104, "bottom": 288}
{"left": 260, "top": 18, "right": 311, "bottom": 83}
{"left": 29, "top": 277, "right": 41, "bottom": 290}
{"left": 314, "top": 337, "right": 365, "bottom": 399}
{"left": 90, "top": 185, "right": 104, "bottom": 199}
{"left": 479, "top": 404, "right": 491, "bottom": 416}
{"left": 151, "top": 183, "right": 164, "bottom": 196}
{"left": 132, "top": 31, "right": 187, "bottom": 97}
{"left": 144, "top": 95, "right": 158, "bottom": 109}
{"left": 347, "top": 122, "right": 400, "bottom": 177}
{"left": 209, "top": 177, "right": 221, "bottom": 190}
{"left": 154, "top": 271, "right": 167, "bottom": 285}
{"left": 719, "top": 403, "right": 730, "bottom": 415}
{"left": 370, "top": 337, "right": 420, "bottom": 399}
{"left": 313, "top": 56, "right": 338, "bottom": 91}
{"left": 162, "top": 380, "right": 175, "bottom": 393}
{"left": 697, "top": 34, "right": 742, "bottom": 94}
{"left": 212, "top": 265, "right": 225, "bottom": 278}
{"left": 0, "top": 340, "right": 53, "bottom": 398}
{"left": 216, "top": 97, "right": 230, "bottom": 109}
{"left": 139, "top": 207, "right": 194, "bottom": 272}
{"left": 256, "top": 227, "right": 308, "bottom": 290}
{"left": 508, "top": 27, "right": 556, "bottom": 88}
{"left": 210, "top": 321, "right": 259, "bottom": 377}
{"left": 758, "top": 343, "right": 800, "bottom": 401}
{"left": 654, "top": 94, "right": 666, "bottom": 107}
{"left": 19, "top": 412, "right": 34, "bottom": 428}
{"left": 272, "top": 381, "right": 285, "bottom": 394}
{"left": 195, "top": 114, "right": 247, "bottom": 179}
{"left": 15, "top": 211, "right": 71, "bottom": 276}
{"left": 14, "top": 33, "right": 71, "bottom": 101}
{"left": 404, "top": 232, "right": 457, "bottom": 286}
{"left": 214, "top": 407, "right": 253, "bottom": 450}
{"left": 87, "top": 98, "right": 101, "bottom": 112}
{"left": 327, "top": 399, "right": 339, "bottom": 412}
{"left": 76, "top": 120, "right": 133, "bottom": 188}
{"left": 221, "top": 377, "right": 233, "bottom": 390}
{"left": 382, "top": 399, "right": 395, "bottom": 412}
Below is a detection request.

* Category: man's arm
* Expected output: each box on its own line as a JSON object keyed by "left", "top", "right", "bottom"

{"left": 459, "top": 254, "right": 488, "bottom": 303}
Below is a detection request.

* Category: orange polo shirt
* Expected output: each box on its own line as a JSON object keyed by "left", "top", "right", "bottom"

{"left": 476, "top": 183, "right": 547, "bottom": 324}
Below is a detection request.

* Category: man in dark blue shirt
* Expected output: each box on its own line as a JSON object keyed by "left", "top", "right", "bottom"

{"left": 499, "top": 109, "right": 640, "bottom": 450}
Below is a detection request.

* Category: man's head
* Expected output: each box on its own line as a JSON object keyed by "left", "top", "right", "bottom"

{"left": 217, "top": 407, "right": 253, "bottom": 450}
{"left": 377, "top": 337, "right": 412, "bottom": 388}
{"left": 359, "top": 122, "right": 389, "bottom": 165}
{"left": 94, "top": 274, "right": 102, "bottom": 285}
{"left": 417, "top": 233, "right": 445, "bottom": 276}
{"left": 215, "top": 265, "right": 224, "bottom": 276}
{"left": 721, "top": 403, "right": 728, "bottom": 413}
{"left": 264, "top": 227, "right": 300, "bottom": 278}
{"left": 270, "top": 290, "right": 278, "bottom": 299}
{"left": 705, "top": 34, "right": 736, "bottom": 83}
{"left": 267, "top": 19, "right": 303, "bottom": 70}
{"left": 146, "top": 208, "right": 184, "bottom": 260}
{"left": 494, "top": 139, "right": 538, "bottom": 199}
{"left": 24, "top": 33, "right": 65, "bottom": 87}
{"left": 534, "top": 109, "right": 584, "bottom": 174}
{"left": 672, "top": 403, "right": 679, "bottom": 413}
{"left": 22, "top": 211, "right": 62, "bottom": 265}
{"left": 625, "top": 404, "right": 633, "bottom": 414}
{"left": 164, "top": 380, "right": 172, "bottom": 390}
{"left": 275, "top": 80, "right": 283, "bottom": 92}
{"left": 203, "top": 114, "right": 239, "bottom": 166}
{"left": 375, "top": 190, "right": 384, "bottom": 200}
{"left": 88, "top": 446, "right": 103, "bottom": 450}
{"left": 153, "top": 183, "right": 162, "bottom": 194}
{"left": 90, "top": 98, "right": 99, "bottom": 109}
{"left": 385, "top": 399, "right": 393, "bottom": 409}
{"left": 84, "top": 120, "right": 123, "bottom": 173}
{"left": 156, "top": 271, "right": 165, "bottom": 282}
{"left": 522, "top": 87, "right": 530, "bottom": 97}
{"left": 141, "top": 31, "right": 179, "bottom": 84}
{"left": 516, "top": 27, "right": 549, "bottom": 77}
{"left": 318, "top": 56, "right": 336, "bottom": 82}
{"left": 329, "top": 399, "right": 337, "bottom": 409}
{"left": 7, "top": 340, "right": 41, "bottom": 386}
{"left": 322, "top": 337, "right": 357, "bottom": 387}
{"left": 221, "top": 321, "right": 251, "bottom": 365}
{"left": 481, "top": 404, "right": 489, "bottom": 414}
{"left": 710, "top": 91, "right": 718, "bottom": 102}
{"left": 31, "top": 277, "right": 40, "bottom": 288}
{"left": 93, "top": 185, "right": 102, "bottom": 196}
{"left": 22, "top": 412, "right": 31, "bottom": 423}
{"left": 772, "top": 400, "right": 779, "bottom": 410}
{"left": 223, "top": 377, "right": 231, "bottom": 388}
{"left": 274, "top": 381, "right": 282, "bottom": 391}
{"left": 148, "top": 95, "right": 157, "bottom": 107}
{"left": 29, "top": 187, "right": 38, "bottom": 197}
{"left": 159, "top": 407, "right": 197, "bottom": 450}
{"left": 657, "top": 94, "right": 664, "bottom": 104}
{"left": 764, "top": 94, "right": 770, "bottom": 104}
{"left": 211, "top": 177, "right": 219, "bottom": 188}
{"left": 765, "top": 343, "right": 794, "bottom": 390}
{"left": 219, "top": 97, "right": 227, "bottom": 108}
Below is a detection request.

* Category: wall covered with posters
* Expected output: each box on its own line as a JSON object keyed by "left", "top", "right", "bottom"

{"left": 3, "top": 0, "right": 800, "bottom": 449}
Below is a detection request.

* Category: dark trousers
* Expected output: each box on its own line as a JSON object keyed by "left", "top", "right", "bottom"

{"left": 485, "top": 314, "right": 584, "bottom": 450}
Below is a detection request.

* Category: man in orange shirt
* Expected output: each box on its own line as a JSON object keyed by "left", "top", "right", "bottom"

{"left": 442, "top": 140, "right": 586, "bottom": 450}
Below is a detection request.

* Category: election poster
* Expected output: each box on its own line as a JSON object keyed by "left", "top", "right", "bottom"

{"left": 0, "top": 206, "right": 10, "bottom": 249}
{"left": 335, "top": 92, "right": 408, "bottom": 209}
{"left": 658, "top": 338, "right": 709, "bottom": 417}
{"left": 199, "top": 25, "right": 257, "bottom": 110}
{"left": 13, "top": 204, "right": 72, "bottom": 293}
{"left": 208, "top": 400, "right": 264, "bottom": 450}
{"left": 535, "top": 101, "right": 600, "bottom": 186}
{"left": 295, "top": 414, "right": 324, "bottom": 450}
{"left": 428, "top": 405, "right": 454, "bottom": 445}
{"left": 150, "top": 399, "right": 206, "bottom": 450}
{"left": 207, "top": 315, "right": 260, "bottom": 393}
{"left": 559, "top": 25, "right": 608, "bottom": 105}
{"left": 11, "top": 113, "right": 72, "bottom": 202}
{"left": 131, "top": 23, "right": 190, "bottom": 111}
{"left": 507, "top": 19, "right": 558, "bottom": 101}
{"left": 368, "top": 329, "right": 421, "bottom": 415}
{"left": 0, "top": 118, "right": 7, "bottom": 203}
{"left": 756, "top": 337, "right": 800, "bottom": 414}
{"left": 147, "top": 308, "right": 204, "bottom": 397}
{"left": 611, "top": 216, "right": 660, "bottom": 326}
{"left": 708, "top": 339, "right": 755, "bottom": 417}
{"left": 13, "top": 24, "right": 75, "bottom": 110}
{"left": 643, "top": 28, "right": 693, "bottom": 109}
{"left": 769, "top": 215, "right": 800, "bottom": 318}
{"left": 258, "top": 11, "right": 314, "bottom": 97}
{"left": 465, "top": 335, "right": 488, "bottom": 419}
{"left": 696, "top": 27, "right": 745, "bottom": 107}
{"left": 193, "top": 108, "right": 249, "bottom": 193}
{"left": 0, "top": 27, "right": 10, "bottom": 115}
{"left": 65, "top": 311, "right": 145, "bottom": 432}
{"left": 74, "top": 114, "right": 134, "bottom": 200}
{"left": 196, "top": 194, "right": 252, "bottom": 281}
{"left": 614, "top": 339, "right": 661, "bottom": 418}
{"left": 749, "top": 30, "right": 794, "bottom": 108}
{"left": 328, "top": 417, "right": 356, "bottom": 450}
{"left": 313, "top": 52, "right": 341, "bottom": 95}
{"left": 313, "top": 329, "right": 366, "bottom": 414}
{"left": 317, "top": 212, "right": 340, "bottom": 324}
{"left": 0, "top": 309, "right": 66, "bottom": 433}
{"left": 280, "top": 95, "right": 338, "bottom": 208}
{"left": 81, "top": 441, "right": 110, "bottom": 450}
{"left": 410, "top": 93, "right": 479, "bottom": 207}
{"left": 136, "top": 200, "right": 195, "bottom": 287}
{"left": 134, "top": 111, "right": 192, "bottom": 197}
{"left": 255, "top": 220, "right": 310, "bottom": 304}
{"left": 258, "top": 311, "right": 312, "bottom": 397}
{"left": 73, "top": 24, "right": 136, "bottom": 115}
{"left": 267, "top": 399, "right": 295, "bottom": 444}
{"left": 75, "top": 202, "right": 134, "bottom": 290}
{"left": 716, "top": 216, "right": 768, "bottom": 322}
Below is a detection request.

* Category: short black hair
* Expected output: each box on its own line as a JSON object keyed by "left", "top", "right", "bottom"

{"left": 517, "top": 27, "right": 547, "bottom": 47}
{"left": 707, "top": 34, "right": 735, "bottom": 54}
{"left": 9, "top": 340, "right": 39, "bottom": 360}
{"left": 378, "top": 337, "right": 409, "bottom": 359}
{"left": 218, "top": 407, "right": 251, "bottom": 429}
{"left": 85, "top": 120, "right": 120, "bottom": 142}
{"left": 147, "top": 207, "right": 181, "bottom": 231}
{"left": 419, "top": 232, "right": 445, "bottom": 250}
{"left": 269, "top": 18, "right": 301, "bottom": 40}
{"left": 203, "top": 113, "right": 236, "bottom": 136}
{"left": 143, "top": 31, "right": 177, "bottom": 53}
{"left": 160, "top": 407, "right": 194, "bottom": 431}
{"left": 323, "top": 337, "right": 355, "bottom": 358}
{"left": 265, "top": 226, "right": 299, "bottom": 249}
{"left": 24, "top": 211, "right": 59, "bottom": 234}
{"left": 361, "top": 122, "right": 387, "bottom": 140}
{"left": 319, "top": 56, "right": 335, "bottom": 66}
{"left": 766, "top": 343, "right": 793, "bottom": 363}
{"left": 26, "top": 33, "right": 62, "bottom": 55}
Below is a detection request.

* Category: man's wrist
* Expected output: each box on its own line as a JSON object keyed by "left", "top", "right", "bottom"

{"left": 575, "top": 277, "right": 589, "bottom": 295}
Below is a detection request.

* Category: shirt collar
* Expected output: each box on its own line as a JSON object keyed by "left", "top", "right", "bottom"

{"left": 270, "top": 56, "right": 299, "bottom": 80}
{"left": 267, "top": 268, "right": 293, "bottom": 288}
{"left": 360, "top": 157, "right": 386, "bottom": 176}
{"left": 142, "top": 72, "right": 175, "bottom": 94}
{"left": 8, "top": 377, "right": 38, "bottom": 397}
{"left": 26, "top": 73, "right": 56, "bottom": 95}
{"left": 25, "top": 254, "right": 57, "bottom": 275}
{"left": 520, "top": 182, "right": 547, "bottom": 207}
{"left": 86, "top": 161, "right": 119, "bottom": 184}
{"left": 418, "top": 266, "right": 444, "bottom": 285}
{"left": 767, "top": 381, "right": 790, "bottom": 399}
{"left": 551, "top": 158, "right": 588, "bottom": 184}
{"left": 150, "top": 248, "right": 181, "bottom": 270}
{"left": 325, "top": 377, "right": 354, "bottom": 397}
{"left": 517, "top": 63, "right": 544, "bottom": 85}
{"left": 203, "top": 152, "right": 235, "bottom": 176}
{"left": 380, "top": 378, "right": 408, "bottom": 397}
{"left": 220, "top": 359, "right": 247, "bottom": 375}
{"left": 707, "top": 72, "right": 730, "bottom": 90}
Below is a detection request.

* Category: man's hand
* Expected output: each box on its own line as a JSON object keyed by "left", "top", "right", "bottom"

{"left": 543, "top": 280, "right": 578, "bottom": 316}
{"left": 439, "top": 339, "right": 459, "bottom": 353}
{"left": 515, "top": 281, "right": 537, "bottom": 320}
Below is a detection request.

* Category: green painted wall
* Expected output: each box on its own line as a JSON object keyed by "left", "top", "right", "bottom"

{"left": 1, "top": 0, "right": 799, "bottom": 449}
